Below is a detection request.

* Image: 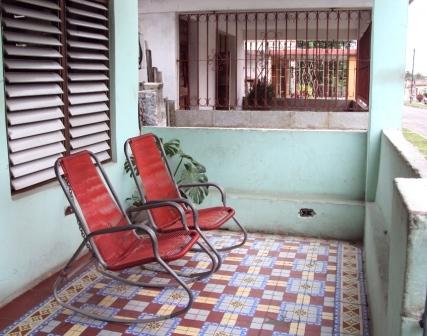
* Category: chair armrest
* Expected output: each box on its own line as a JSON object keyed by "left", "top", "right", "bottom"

{"left": 130, "top": 200, "right": 190, "bottom": 231}
{"left": 178, "top": 182, "right": 227, "bottom": 206}
{"left": 161, "top": 198, "right": 202, "bottom": 232}
{"left": 65, "top": 223, "right": 160, "bottom": 273}
{"left": 140, "top": 198, "right": 201, "bottom": 232}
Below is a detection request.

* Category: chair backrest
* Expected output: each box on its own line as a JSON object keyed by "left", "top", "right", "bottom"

{"left": 128, "top": 133, "right": 181, "bottom": 229}
{"left": 58, "top": 151, "right": 138, "bottom": 267}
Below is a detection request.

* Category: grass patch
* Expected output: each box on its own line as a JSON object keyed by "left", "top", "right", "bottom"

{"left": 403, "top": 129, "right": 427, "bottom": 158}
{"left": 404, "top": 101, "right": 427, "bottom": 110}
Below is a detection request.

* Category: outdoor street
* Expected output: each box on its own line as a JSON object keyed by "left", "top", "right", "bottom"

{"left": 403, "top": 105, "right": 427, "bottom": 137}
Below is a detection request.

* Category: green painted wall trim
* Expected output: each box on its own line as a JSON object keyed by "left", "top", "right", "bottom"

{"left": 0, "top": 0, "right": 139, "bottom": 306}
{"left": 365, "top": 0, "right": 408, "bottom": 201}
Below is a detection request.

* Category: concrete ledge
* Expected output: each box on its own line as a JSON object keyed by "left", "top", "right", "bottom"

{"left": 174, "top": 109, "right": 368, "bottom": 130}
{"left": 202, "top": 189, "right": 365, "bottom": 241}
{"left": 384, "top": 129, "right": 427, "bottom": 178}
{"left": 395, "top": 178, "right": 427, "bottom": 318}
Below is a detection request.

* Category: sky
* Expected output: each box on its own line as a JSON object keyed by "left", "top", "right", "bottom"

{"left": 406, "top": 0, "right": 427, "bottom": 74}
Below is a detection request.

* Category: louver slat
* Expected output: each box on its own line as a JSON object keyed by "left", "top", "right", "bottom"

{"left": 10, "top": 142, "right": 66, "bottom": 165}
{"left": 7, "top": 95, "right": 64, "bottom": 112}
{"left": 16, "top": 0, "right": 60, "bottom": 10}
{"left": 2, "top": 4, "right": 61, "bottom": 22}
{"left": 67, "top": 40, "right": 107, "bottom": 50}
{"left": 68, "top": 52, "right": 108, "bottom": 61}
{"left": 4, "top": 32, "right": 61, "bottom": 46}
{"left": 4, "top": 45, "right": 62, "bottom": 58}
{"left": 71, "top": 141, "right": 109, "bottom": 155}
{"left": 70, "top": 122, "right": 109, "bottom": 138}
{"left": 7, "top": 107, "right": 63, "bottom": 125}
{"left": 9, "top": 131, "right": 65, "bottom": 152}
{"left": 96, "top": 151, "right": 110, "bottom": 162}
{"left": 68, "top": 83, "right": 108, "bottom": 94}
{"left": 3, "top": 18, "right": 61, "bottom": 34}
{"left": 5, "top": 72, "right": 63, "bottom": 83}
{"left": 4, "top": 60, "right": 62, "bottom": 70}
{"left": 6, "top": 84, "right": 63, "bottom": 98}
{"left": 70, "top": 132, "right": 109, "bottom": 149}
{"left": 68, "top": 30, "right": 107, "bottom": 41}
{"left": 8, "top": 119, "right": 64, "bottom": 140}
{"left": 68, "top": 73, "right": 108, "bottom": 81}
{"left": 67, "top": 18, "right": 107, "bottom": 31}
{"left": 11, "top": 154, "right": 63, "bottom": 178}
{"left": 69, "top": 93, "right": 108, "bottom": 105}
{"left": 67, "top": 7, "right": 108, "bottom": 21}
{"left": 12, "top": 168, "right": 57, "bottom": 191}
{"left": 70, "top": 0, "right": 107, "bottom": 11}
{"left": 70, "top": 112, "right": 109, "bottom": 127}
{"left": 68, "top": 62, "right": 108, "bottom": 71}
{"left": 69, "top": 102, "right": 109, "bottom": 116}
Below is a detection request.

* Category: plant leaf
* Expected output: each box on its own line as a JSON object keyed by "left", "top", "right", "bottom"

{"left": 163, "top": 139, "right": 181, "bottom": 157}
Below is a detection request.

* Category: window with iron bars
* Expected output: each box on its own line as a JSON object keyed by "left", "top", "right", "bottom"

{"left": 178, "top": 10, "right": 371, "bottom": 111}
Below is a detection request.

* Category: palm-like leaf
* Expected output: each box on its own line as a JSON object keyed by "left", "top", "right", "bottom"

{"left": 124, "top": 138, "right": 209, "bottom": 204}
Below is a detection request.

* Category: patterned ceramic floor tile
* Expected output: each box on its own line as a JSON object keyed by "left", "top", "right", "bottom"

{"left": 0, "top": 231, "right": 369, "bottom": 336}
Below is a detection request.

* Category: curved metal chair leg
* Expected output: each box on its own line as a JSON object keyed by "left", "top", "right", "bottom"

{"left": 54, "top": 257, "right": 193, "bottom": 324}
{"left": 97, "top": 265, "right": 201, "bottom": 287}
{"left": 216, "top": 217, "right": 248, "bottom": 252}
{"left": 192, "top": 216, "right": 248, "bottom": 253}
{"left": 193, "top": 228, "right": 223, "bottom": 272}
{"left": 141, "top": 240, "right": 218, "bottom": 280}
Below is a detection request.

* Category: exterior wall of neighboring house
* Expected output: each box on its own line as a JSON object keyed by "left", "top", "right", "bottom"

{"left": 405, "top": 79, "right": 427, "bottom": 101}
{"left": 138, "top": 0, "right": 373, "bottom": 109}
{"left": 0, "top": 0, "right": 140, "bottom": 306}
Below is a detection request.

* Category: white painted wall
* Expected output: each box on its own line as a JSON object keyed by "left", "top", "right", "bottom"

{"left": 139, "top": 12, "right": 178, "bottom": 102}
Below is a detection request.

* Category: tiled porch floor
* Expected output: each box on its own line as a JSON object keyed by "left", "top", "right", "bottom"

{"left": 0, "top": 231, "right": 368, "bottom": 336}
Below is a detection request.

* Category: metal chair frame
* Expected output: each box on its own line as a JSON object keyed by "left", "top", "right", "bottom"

{"left": 54, "top": 152, "right": 216, "bottom": 324}
{"left": 124, "top": 134, "right": 248, "bottom": 254}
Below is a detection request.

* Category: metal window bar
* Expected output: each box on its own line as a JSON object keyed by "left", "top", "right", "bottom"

{"left": 178, "top": 9, "right": 371, "bottom": 112}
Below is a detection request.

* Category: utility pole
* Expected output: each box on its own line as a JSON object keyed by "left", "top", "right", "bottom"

{"left": 410, "top": 48, "right": 415, "bottom": 103}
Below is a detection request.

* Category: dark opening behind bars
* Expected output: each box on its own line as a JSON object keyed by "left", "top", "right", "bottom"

{"left": 178, "top": 9, "right": 372, "bottom": 111}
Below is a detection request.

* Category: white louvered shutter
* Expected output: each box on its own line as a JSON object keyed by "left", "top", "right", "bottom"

{"left": 66, "top": 0, "right": 111, "bottom": 162}
{"left": 2, "top": 0, "right": 66, "bottom": 191}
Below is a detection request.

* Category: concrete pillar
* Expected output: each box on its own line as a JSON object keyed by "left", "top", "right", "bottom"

{"left": 365, "top": 0, "right": 408, "bottom": 201}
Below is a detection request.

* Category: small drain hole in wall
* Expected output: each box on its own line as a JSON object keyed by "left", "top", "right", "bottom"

{"left": 299, "top": 208, "right": 316, "bottom": 218}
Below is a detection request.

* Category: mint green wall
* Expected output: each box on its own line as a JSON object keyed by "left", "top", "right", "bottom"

{"left": 375, "top": 134, "right": 418, "bottom": 231}
{"left": 0, "top": 0, "right": 139, "bottom": 306}
{"left": 145, "top": 127, "right": 367, "bottom": 240}
{"left": 365, "top": 0, "right": 408, "bottom": 201}
{"left": 365, "top": 132, "right": 425, "bottom": 336}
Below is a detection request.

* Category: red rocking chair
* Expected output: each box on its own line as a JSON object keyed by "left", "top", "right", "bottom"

{"left": 124, "top": 133, "right": 247, "bottom": 256}
{"left": 54, "top": 151, "right": 217, "bottom": 323}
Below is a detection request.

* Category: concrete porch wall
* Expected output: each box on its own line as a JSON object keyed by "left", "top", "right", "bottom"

{"left": 174, "top": 110, "right": 369, "bottom": 130}
{"left": 364, "top": 130, "right": 427, "bottom": 336}
{"left": 144, "top": 126, "right": 367, "bottom": 240}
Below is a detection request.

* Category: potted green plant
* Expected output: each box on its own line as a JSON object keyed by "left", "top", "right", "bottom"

{"left": 244, "top": 77, "right": 274, "bottom": 110}
{"left": 124, "top": 138, "right": 209, "bottom": 223}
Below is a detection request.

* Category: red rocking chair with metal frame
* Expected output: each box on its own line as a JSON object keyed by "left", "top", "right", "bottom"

{"left": 124, "top": 133, "right": 247, "bottom": 255}
{"left": 53, "top": 151, "right": 217, "bottom": 323}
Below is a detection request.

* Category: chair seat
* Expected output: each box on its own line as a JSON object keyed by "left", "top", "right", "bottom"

{"left": 106, "top": 230, "right": 200, "bottom": 271}
{"left": 161, "top": 206, "right": 235, "bottom": 232}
